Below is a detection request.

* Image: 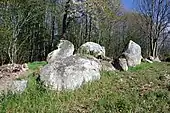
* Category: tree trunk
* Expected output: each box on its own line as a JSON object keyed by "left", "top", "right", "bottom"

{"left": 88, "top": 15, "right": 92, "bottom": 42}
{"left": 49, "top": 15, "right": 55, "bottom": 52}
{"left": 61, "top": 0, "right": 71, "bottom": 39}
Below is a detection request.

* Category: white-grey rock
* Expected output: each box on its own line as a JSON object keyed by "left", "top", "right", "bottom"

{"left": 154, "top": 57, "right": 161, "bottom": 62}
{"left": 22, "top": 63, "right": 29, "bottom": 71}
{"left": 123, "top": 40, "right": 142, "bottom": 67}
{"left": 40, "top": 55, "right": 101, "bottom": 91}
{"left": 119, "top": 58, "right": 128, "bottom": 71}
{"left": 47, "top": 40, "right": 74, "bottom": 63}
{"left": 100, "top": 60, "right": 115, "bottom": 71}
{"left": 143, "top": 58, "right": 153, "bottom": 63}
{"left": 149, "top": 56, "right": 155, "bottom": 61}
{"left": 10, "top": 80, "right": 27, "bottom": 94}
{"left": 149, "top": 56, "right": 161, "bottom": 62}
{"left": 78, "top": 42, "right": 105, "bottom": 58}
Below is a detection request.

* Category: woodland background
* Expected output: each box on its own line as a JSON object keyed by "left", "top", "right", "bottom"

{"left": 0, "top": 0, "right": 170, "bottom": 64}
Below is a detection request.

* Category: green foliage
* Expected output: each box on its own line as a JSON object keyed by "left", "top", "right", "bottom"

{"left": 0, "top": 0, "right": 53, "bottom": 64}
{"left": 0, "top": 62, "right": 170, "bottom": 112}
{"left": 0, "top": 0, "right": 150, "bottom": 64}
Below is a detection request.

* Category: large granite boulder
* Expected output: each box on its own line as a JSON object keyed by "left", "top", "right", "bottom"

{"left": 78, "top": 42, "right": 105, "bottom": 58}
{"left": 47, "top": 40, "right": 74, "bottom": 63}
{"left": 40, "top": 55, "right": 101, "bottom": 91}
{"left": 123, "top": 40, "right": 142, "bottom": 67}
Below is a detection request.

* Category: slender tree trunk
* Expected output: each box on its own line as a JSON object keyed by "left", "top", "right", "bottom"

{"left": 49, "top": 15, "right": 55, "bottom": 52}
{"left": 62, "top": 13, "right": 67, "bottom": 39}
{"left": 61, "top": 0, "right": 71, "bottom": 39}
{"left": 88, "top": 15, "right": 92, "bottom": 42}
{"left": 149, "top": 19, "right": 154, "bottom": 57}
{"left": 85, "top": 14, "right": 88, "bottom": 41}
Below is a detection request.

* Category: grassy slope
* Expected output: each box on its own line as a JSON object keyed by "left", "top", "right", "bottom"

{"left": 0, "top": 62, "right": 170, "bottom": 113}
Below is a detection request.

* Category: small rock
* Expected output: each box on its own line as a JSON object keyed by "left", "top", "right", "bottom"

{"left": 154, "top": 57, "right": 161, "bottom": 62}
{"left": 142, "top": 58, "right": 153, "bottom": 63}
{"left": 100, "top": 60, "right": 115, "bottom": 71}
{"left": 119, "top": 58, "right": 128, "bottom": 71}
{"left": 22, "top": 63, "right": 29, "bottom": 71}
{"left": 10, "top": 80, "right": 28, "bottom": 94}
{"left": 149, "top": 56, "right": 161, "bottom": 62}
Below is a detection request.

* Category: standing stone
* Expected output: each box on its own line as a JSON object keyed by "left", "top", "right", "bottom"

{"left": 40, "top": 55, "right": 101, "bottom": 91}
{"left": 123, "top": 40, "right": 142, "bottom": 67}
{"left": 47, "top": 40, "right": 74, "bottom": 63}
{"left": 78, "top": 42, "right": 105, "bottom": 58}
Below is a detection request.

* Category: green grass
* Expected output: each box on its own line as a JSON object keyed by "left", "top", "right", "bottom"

{"left": 27, "top": 61, "right": 47, "bottom": 70}
{"left": 0, "top": 62, "right": 170, "bottom": 113}
{"left": 129, "top": 62, "right": 153, "bottom": 72}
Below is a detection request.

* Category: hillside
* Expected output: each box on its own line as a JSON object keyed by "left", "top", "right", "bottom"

{"left": 0, "top": 62, "right": 170, "bottom": 113}
{"left": 0, "top": 0, "right": 170, "bottom": 112}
